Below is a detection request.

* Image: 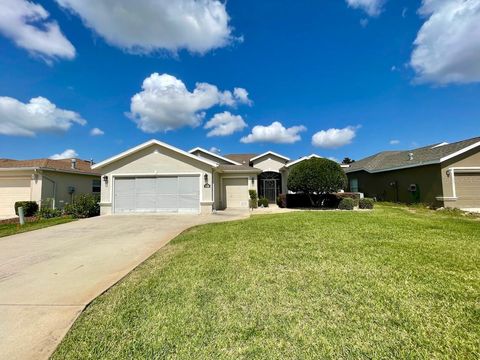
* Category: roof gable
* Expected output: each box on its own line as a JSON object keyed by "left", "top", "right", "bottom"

{"left": 250, "top": 151, "right": 290, "bottom": 162}
{"left": 188, "top": 147, "right": 241, "bottom": 165}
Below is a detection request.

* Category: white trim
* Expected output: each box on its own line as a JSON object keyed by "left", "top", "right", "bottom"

{"left": 285, "top": 154, "right": 322, "bottom": 168}
{"left": 450, "top": 168, "right": 457, "bottom": 198}
{"left": 188, "top": 147, "right": 241, "bottom": 165}
{"left": 250, "top": 151, "right": 290, "bottom": 162}
{"left": 436, "top": 196, "right": 458, "bottom": 201}
{"left": 447, "top": 167, "right": 480, "bottom": 173}
{"left": 440, "top": 141, "right": 480, "bottom": 162}
{"left": 92, "top": 139, "right": 218, "bottom": 169}
{"left": 431, "top": 142, "right": 449, "bottom": 149}
{"left": 445, "top": 167, "right": 480, "bottom": 203}
{"left": 0, "top": 167, "right": 38, "bottom": 172}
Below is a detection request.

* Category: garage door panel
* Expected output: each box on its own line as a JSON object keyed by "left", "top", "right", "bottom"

{"left": 456, "top": 174, "right": 480, "bottom": 199}
{"left": 156, "top": 194, "right": 178, "bottom": 211}
{"left": 0, "top": 178, "right": 31, "bottom": 216}
{"left": 224, "top": 178, "right": 249, "bottom": 208}
{"left": 178, "top": 176, "right": 198, "bottom": 194}
{"left": 157, "top": 177, "right": 177, "bottom": 194}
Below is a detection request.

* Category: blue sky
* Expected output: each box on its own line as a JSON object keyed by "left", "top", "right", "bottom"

{"left": 0, "top": 0, "right": 479, "bottom": 163}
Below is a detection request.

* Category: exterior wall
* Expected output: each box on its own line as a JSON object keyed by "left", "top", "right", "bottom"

{"left": 218, "top": 173, "right": 257, "bottom": 210}
{"left": 40, "top": 170, "right": 100, "bottom": 209}
{"left": 98, "top": 144, "right": 214, "bottom": 215}
{"left": 252, "top": 155, "right": 287, "bottom": 172}
{"left": 346, "top": 164, "right": 444, "bottom": 206}
{"left": 281, "top": 169, "right": 290, "bottom": 194}
{"left": 190, "top": 150, "right": 230, "bottom": 165}
{"left": 441, "top": 148, "right": 480, "bottom": 209}
{"left": 213, "top": 171, "right": 221, "bottom": 210}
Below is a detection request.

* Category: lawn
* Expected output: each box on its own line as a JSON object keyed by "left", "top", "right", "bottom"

{"left": 53, "top": 205, "right": 479, "bottom": 359}
{"left": 0, "top": 217, "right": 75, "bottom": 238}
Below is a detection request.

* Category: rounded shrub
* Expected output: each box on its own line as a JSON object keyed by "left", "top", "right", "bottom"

{"left": 258, "top": 197, "right": 269, "bottom": 207}
{"left": 14, "top": 201, "right": 39, "bottom": 217}
{"left": 64, "top": 194, "right": 100, "bottom": 218}
{"left": 359, "top": 198, "right": 375, "bottom": 209}
{"left": 338, "top": 198, "right": 354, "bottom": 210}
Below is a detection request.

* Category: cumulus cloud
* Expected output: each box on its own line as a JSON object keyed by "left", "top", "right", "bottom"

{"left": 128, "top": 73, "right": 250, "bottom": 133}
{"left": 311, "top": 126, "right": 358, "bottom": 148}
{"left": 233, "top": 88, "right": 252, "bottom": 105}
{"left": 411, "top": 0, "right": 480, "bottom": 85}
{"left": 49, "top": 149, "right": 78, "bottom": 159}
{"left": 389, "top": 139, "right": 400, "bottom": 145}
{"left": 204, "top": 111, "right": 247, "bottom": 137}
{"left": 345, "top": 0, "right": 385, "bottom": 16}
{"left": 0, "top": 96, "right": 86, "bottom": 136}
{"left": 240, "top": 121, "right": 306, "bottom": 144}
{"left": 209, "top": 147, "right": 221, "bottom": 154}
{"left": 90, "top": 127, "right": 104, "bottom": 136}
{"left": 55, "top": 0, "right": 234, "bottom": 54}
{"left": 0, "top": 0, "right": 75, "bottom": 62}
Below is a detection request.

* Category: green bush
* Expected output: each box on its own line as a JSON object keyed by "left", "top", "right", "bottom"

{"left": 338, "top": 198, "right": 354, "bottom": 210}
{"left": 14, "top": 201, "right": 39, "bottom": 217}
{"left": 258, "top": 197, "right": 269, "bottom": 207}
{"left": 37, "top": 207, "right": 63, "bottom": 219}
{"left": 249, "top": 190, "right": 258, "bottom": 209}
{"left": 64, "top": 194, "right": 100, "bottom": 218}
{"left": 359, "top": 198, "right": 374, "bottom": 209}
{"left": 277, "top": 194, "right": 287, "bottom": 208}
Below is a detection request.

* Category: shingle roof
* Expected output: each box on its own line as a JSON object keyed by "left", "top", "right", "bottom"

{"left": 0, "top": 158, "right": 101, "bottom": 175}
{"left": 224, "top": 153, "right": 258, "bottom": 165}
{"left": 217, "top": 164, "right": 262, "bottom": 173}
{"left": 346, "top": 137, "right": 480, "bottom": 173}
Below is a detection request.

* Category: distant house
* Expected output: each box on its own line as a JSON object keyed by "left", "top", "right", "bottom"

{"left": 0, "top": 158, "right": 101, "bottom": 217}
{"left": 344, "top": 137, "right": 480, "bottom": 210}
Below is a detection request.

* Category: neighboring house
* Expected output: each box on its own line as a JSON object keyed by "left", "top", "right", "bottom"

{"left": 0, "top": 158, "right": 101, "bottom": 217}
{"left": 92, "top": 139, "right": 325, "bottom": 215}
{"left": 344, "top": 137, "right": 480, "bottom": 210}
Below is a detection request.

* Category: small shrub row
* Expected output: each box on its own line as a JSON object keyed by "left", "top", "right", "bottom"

{"left": 258, "top": 197, "right": 269, "bottom": 207}
{"left": 338, "top": 198, "right": 355, "bottom": 210}
{"left": 280, "top": 193, "right": 375, "bottom": 210}
{"left": 64, "top": 194, "right": 100, "bottom": 218}
{"left": 359, "top": 198, "right": 374, "bottom": 209}
{"left": 14, "top": 201, "right": 39, "bottom": 217}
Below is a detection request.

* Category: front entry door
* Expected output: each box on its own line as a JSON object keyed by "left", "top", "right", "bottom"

{"left": 263, "top": 179, "right": 277, "bottom": 203}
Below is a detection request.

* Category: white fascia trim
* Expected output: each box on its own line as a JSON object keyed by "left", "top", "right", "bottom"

{"left": 440, "top": 141, "right": 480, "bottom": 162}
{"left": 436, "top": 196, "right": 458, "bottom": 201}
{"left": 447, "top": 167, "right": 480, "bottom": 173}
{"left": 92, "top": 139, "right": 219, "bottom": 169}
{"left": 346, "top": 160, "right": 439, "bottom": 174}
{"left": 188, "top": 147, "right": 241, "bottom": 165}
{"left": 285, "top": 154, "right": 322, "bottom": 168}
{"left": 250, "top": 151, "right": 290, "bottom": 162}
{"left": 0, "top": 167, "right": 38, "bottom": 172}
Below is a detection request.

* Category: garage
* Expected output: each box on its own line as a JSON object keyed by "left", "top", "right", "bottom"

{"left": 455, "top": 173, "right": 480, "bottom": 206}
{"left": 223, "top": 177, "right": 249, "bottom": 208}
{"left": 114, "top": 175, "right": 200, "bottom": 214}
{"left": 0, "top": 178, "right": 31, "bottom": 216}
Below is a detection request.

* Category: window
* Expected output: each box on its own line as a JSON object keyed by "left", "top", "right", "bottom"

{"left": 350, "top": 178, "right": 359, "bottom": 192}
{"left": 92, "top": 179, "right": 101, "bottom": 193}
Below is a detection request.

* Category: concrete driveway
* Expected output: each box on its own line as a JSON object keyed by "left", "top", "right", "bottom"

{"left": 0, "top": 210, "right": 248, "bottom": 360}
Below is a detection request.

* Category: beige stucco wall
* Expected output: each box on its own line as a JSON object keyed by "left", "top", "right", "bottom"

{"left": 252, "top": 155, "right": 288, "bottom": 172}
{"left": 217, "top": 173, "right": 257, "bottom": 210}
{"left": 441, "top": 148, "right": 480, "bottom": 209}
{"left": 40, "top": 170, "right": 99, "bottom": 209}
{"left": 98, "top": 144, "right": 214, "bottom": 215}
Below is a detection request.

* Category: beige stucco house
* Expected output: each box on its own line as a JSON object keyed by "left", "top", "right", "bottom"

{"left": 345, "top": 137, "right": 480, "bottom": 211}
{"left": 0, "top": 158, "right": 101, "bottom": 217}
{"left": 92, "top": 139, "right": 324, "bottom": 215}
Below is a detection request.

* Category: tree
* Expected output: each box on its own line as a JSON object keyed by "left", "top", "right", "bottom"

{"left": 342, "top": 157, "right": 355, "bottom": 164}
{"left": 288, "top": 158, "right": 347, "bottom": 207}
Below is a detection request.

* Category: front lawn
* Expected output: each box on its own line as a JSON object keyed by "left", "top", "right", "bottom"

{"left": 53, "top": 205, "right": 479, "bottom": 359}
{"left": 0, "top": 217, "right": 75, "bottom": 238}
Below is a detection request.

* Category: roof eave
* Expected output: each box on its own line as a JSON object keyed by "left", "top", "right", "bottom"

{"left": 188, "top": 147, "right": 241, "bottom": 165}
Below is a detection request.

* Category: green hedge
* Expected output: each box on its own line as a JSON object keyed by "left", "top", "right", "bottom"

{"left": 338, "top": 198, "right": 354, "bottom": 210}
{"left": 258, "top": 197, "right": 269, "bottom": 207}
{"left": 64, "top": 194, "right": 100, "bottom": 218}
{"left": 359, "top": 198, "right": 375, "bottom": 209}
{"left": 14, "top": 201, "right": 39, "bottom": 217}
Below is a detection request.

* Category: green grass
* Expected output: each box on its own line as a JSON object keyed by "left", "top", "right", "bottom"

{"left": 0, "top": 217, "right": 75, "bottom": 238}
{"left": 53, "top": 205, "right": 479, "bottom": 359}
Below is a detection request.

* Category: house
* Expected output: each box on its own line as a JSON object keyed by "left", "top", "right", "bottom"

{"left": 0, "top": 158, "right": 101, "bottom": 217}
{"left": 344, "top": 137, "right": 480, "bottom": 210}
{"left": 92, "top": 139, "right": 324, "bottom": 215}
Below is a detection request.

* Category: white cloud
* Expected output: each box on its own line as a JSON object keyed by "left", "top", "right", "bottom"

{"left": 389, "top": 139, "right": 400, "bottom": 145}
{"left": 0, "top": 96, "right": 86, "bottom": 136}
{"left": 240, "top": 121, "right": 306, "bottom": 144}
{"left": 128, "top": 73, "right": 250, "bottom": 133}
{"left": 0, "top": 0, "right": 75, "bottom": 62}
{"left": 49, "top": 149, "right": 78, "bottom": 159}
{"left": 410, "top": 0, "right": 480, "bottom": 85}
{"left": 204, "top": 111, "right": 247, "bottom": 137}
{"left": 311, "top": 126, "right": 358, "bottom": 148}
{"left": 346, "top": 0, "right": 385, "bottom": 16}
{"left": 233, "top": 88, "right": 252, "bottom": 105}
{"left": 209, "top": 147, "right": 221, "bottom": 154}
{"left": 90, "top": 127, "right": 104, "bottom": 136}
{"left": 55, "top": 0, "right": 234, "bottom": 54}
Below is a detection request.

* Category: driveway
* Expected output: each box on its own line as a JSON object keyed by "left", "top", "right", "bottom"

{"left": 0, "top": 210, "right": 249, "bottom": 360}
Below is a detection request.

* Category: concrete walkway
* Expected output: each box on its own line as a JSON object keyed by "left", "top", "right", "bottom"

{"left": 0, "top": 210, "right": 249, "bottom": 360}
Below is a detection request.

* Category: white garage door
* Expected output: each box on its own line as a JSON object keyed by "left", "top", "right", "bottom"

{"left": 114, "top": 176, "right": 200, "bottom": 214}
{"left": 224, "top": 178, "right": 249, "bottom": 208}
{"left": 0, "top": 178, "right": 31, "bottom": 216}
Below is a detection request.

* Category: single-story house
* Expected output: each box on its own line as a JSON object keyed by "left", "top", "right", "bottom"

{"left": 92, "top": 139, "right": 325, "bottom": 215}
{"left": 0, "top": 158, "right": 101, "bottom": 217}
{"left": 344, "top": 137, "right": 480, "bottom": 210}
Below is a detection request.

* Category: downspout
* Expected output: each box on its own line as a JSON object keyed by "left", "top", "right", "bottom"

{"left": 42, "top": 174, "right": 57, "bottom": 209}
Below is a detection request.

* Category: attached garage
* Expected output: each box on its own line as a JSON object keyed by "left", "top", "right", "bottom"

{"left": 0, "top": 178, "right": 31, "bottom": 216}
{"left": 455, "top": 173, "right": 480, "bottom": 207}
{"left": 223, "top": 177, "right": 249, "bottom": 208}
{"left": 114, "top": 175, "right": 200, "bottom": 214}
